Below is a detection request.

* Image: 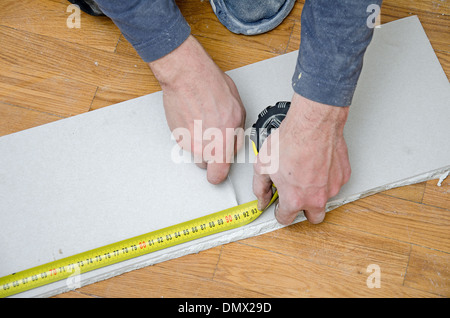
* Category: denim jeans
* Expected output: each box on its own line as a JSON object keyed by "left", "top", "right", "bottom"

{"left": 91, "top": 0, "right": 383, "bottom": 107}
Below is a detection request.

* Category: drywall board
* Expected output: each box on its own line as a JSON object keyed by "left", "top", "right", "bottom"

{"left": 1, "top": 16, "right": 449, "bottom": 297}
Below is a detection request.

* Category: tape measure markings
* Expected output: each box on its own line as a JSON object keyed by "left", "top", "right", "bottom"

{"left": 0, "top": 196, "right": 277, "bottom": 298}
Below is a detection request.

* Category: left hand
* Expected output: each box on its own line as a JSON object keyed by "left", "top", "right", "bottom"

{"left": 253, "top": 93, "right": 351, "bottom": 224}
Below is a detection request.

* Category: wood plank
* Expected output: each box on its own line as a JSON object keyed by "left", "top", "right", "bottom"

{"left": 0, "top": 0, "right": 121, "bottom": 53}
{"left": 0, "top": 65, "right": 96, "bottom": 116}
{"left": 382, "top": 0, "right": 450, "bottom": 15}
{"left": 89, "top": 82, "right": 160, "bottom": 111}
{"left": 325, "top": 194, "right": 450, "bottom": 252}
{"left": 404, "top": 245, "right": 450, "bottom": 296}
{"left": 240, "top": 221, "right": 411, "bottom": 286}
{"left": 214, "top": 243, "right": 438, "bottom": 297}
{"left": 88, "top": 57, "right": 160, "bottom": 110}
{"left": 114, "top": 35, "right": 141, "bottom": 59}
{"left": 422, "top": 177, "right": 450, "bottom": 210}
{"left": 381, "top": 182, "right": 426, "bottom": 204}
{"left": 286, "top": 19, "right": 301, "bottom": 53}
{"left": 154, "top": 246, "right": 222, "bottom": 280}
{"left": 0, "top": 102, "right": 62, "bottom": 137}
{"left": 0, "top": 26, "right": 155, "bottom": 96}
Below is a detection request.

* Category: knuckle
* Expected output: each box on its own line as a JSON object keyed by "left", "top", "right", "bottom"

{"left": 343, "top": 166, "right": 352, "bottom": 184}
{"left": 329, "top": 185, "right": 340, "bottom": 198}
{"left": 234, "top": 107, "right": 245, "bottom": 125}
{"left": 288, "top": 195, "right": 304, "bottom": 212}
{"left": 227, "top": 104, "right": 245, "bottom": 128}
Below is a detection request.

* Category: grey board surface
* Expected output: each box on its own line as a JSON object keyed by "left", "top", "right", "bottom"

{"left": 0, "top": 16, "right": 449, "bottom": 297}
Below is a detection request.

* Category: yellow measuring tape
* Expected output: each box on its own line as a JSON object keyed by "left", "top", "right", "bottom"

{"left": 0, "top": 191, "right": 278, "bottom": 297}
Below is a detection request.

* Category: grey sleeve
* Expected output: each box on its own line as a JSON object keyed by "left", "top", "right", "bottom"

{"left": 292, "top": 0, "right": 383, "bottom": 106}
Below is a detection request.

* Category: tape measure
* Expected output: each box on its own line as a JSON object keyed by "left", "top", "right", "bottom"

{"left": 0, "top": 102, "right": 290, "bottom": 298}
{"left": 250, "top": 101, "right": 290, "bottom": 154}
{"left": 0, "top": 197, "right": 278, "bottom": 298}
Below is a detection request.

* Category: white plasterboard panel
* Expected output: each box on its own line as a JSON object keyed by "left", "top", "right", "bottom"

{"left": 1, "top": 16, "right": 449, "bottom": 297}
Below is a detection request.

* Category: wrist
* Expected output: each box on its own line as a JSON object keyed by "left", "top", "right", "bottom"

{"left": 148, "top": 35, "right": 209, "bottom": 90}
{"left": 289, "top": 93, "right": 349, "bottom": 134}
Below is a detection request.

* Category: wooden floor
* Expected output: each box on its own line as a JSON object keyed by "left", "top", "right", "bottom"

{"left": 1, "top": 0, "right": 448, "bottom": 298}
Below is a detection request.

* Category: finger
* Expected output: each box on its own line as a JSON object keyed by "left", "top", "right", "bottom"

{"left": 252, "top": 171, "right": 273, "bottom": 210}
{"left": 302, "top": 189, "right": 328, "bottom": 224}
{"left": 274, "top": 200, "right": 301, "bottom": 225}
{"left": 272, "top": 184, "right": 306, "bottom": 225}
{"left": 206, "top": 162, "right": 231, "bottom": 185}
{"left": 303, "top": 208, "right": 326, "bottom": 224}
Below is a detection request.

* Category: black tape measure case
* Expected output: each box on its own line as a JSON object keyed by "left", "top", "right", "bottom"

{"left": 250, "top": 101, "right": 290, "bottom": 153}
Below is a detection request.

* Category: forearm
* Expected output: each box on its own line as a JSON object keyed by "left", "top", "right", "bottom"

{"left": 292, "top": 0, "right": 383, "bottom": 107}
{"left": 93, "top": 0, "right": 191, "bottom": 62}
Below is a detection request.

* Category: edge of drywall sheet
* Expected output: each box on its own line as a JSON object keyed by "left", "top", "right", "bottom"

{"left": 13, "top": 166, "right": 449, "bottom": 298}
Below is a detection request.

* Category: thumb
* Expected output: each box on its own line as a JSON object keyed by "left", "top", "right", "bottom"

{"left": 253, "top": 161, "right": 274, "bottom": 211}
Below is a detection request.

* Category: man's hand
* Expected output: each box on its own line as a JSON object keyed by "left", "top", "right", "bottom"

{"left": 149, "top": 35, "right": 246, "bottom": 184}
{"left": 253, "top": 93, "right": 351, "bottom": 224}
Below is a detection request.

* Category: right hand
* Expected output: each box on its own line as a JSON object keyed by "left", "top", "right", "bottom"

{"left": 149, "top": 35, "right": 246, "bottom": 184}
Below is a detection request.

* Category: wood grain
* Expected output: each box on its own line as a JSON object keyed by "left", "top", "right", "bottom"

{"left": 0, "top": 0, "right": 448, "bottom": 298}
{"left": 214, "top": 243, "right": 435, "bottom": 297}
{"left": 404, "top": 245, "right": 450, "bottom": 296}
{"left": 326, "top": 194, "right": 450, "bottom": 252}
{"left": 423, "top": 177, "right": 450, "bottom": 210}
{"left": 0, "top": 102, "right": 62, "bottom": 137}
{"left": 0, "top": 0, "right": 121, "bottom": 53}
